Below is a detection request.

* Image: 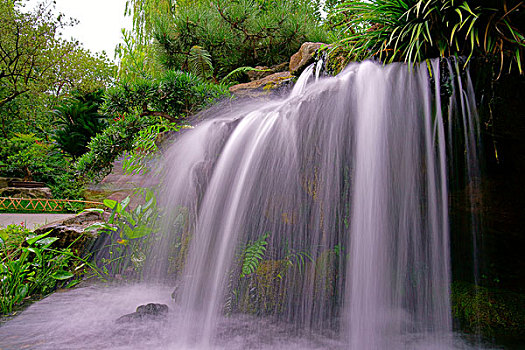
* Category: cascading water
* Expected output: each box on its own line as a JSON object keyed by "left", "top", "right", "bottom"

{"left": 0, "top": 59, "right": 484, "bottom": 350}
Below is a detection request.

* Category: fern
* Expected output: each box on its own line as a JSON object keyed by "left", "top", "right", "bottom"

{"left": 189, "top": 45, "right": 213, "bottom": 79}
{"left": 240, "top": 232, "right": 269, "bottom": 278}
{"left": 221, "top": 66, "right": 271, "bottom": 84}
{"left": 284, "top": 250, "right": 314, "bottom": 276}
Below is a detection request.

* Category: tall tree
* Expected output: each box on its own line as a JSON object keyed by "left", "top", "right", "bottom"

{"left": 0, "top": 0, "right": 115, "bottom": 136}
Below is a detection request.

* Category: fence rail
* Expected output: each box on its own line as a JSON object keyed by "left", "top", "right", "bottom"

{"left": 0, "top": 197, "right": 104, "bottom": 212}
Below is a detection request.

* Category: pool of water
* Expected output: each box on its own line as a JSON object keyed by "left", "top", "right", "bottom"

{"left": 0, "top": 284, "right": 496, "bottom": 350}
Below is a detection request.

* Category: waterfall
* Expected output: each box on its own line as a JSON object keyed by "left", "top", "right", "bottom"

{"left": 151, "top": 59, "right": 478, "bottom": 348}
{"left": 0, "top": 59, "right": 483, "bottom": 350}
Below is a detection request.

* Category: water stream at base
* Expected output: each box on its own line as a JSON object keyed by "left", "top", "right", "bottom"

{"left": 0, "top": 60, "right": 485, "bottom": 349}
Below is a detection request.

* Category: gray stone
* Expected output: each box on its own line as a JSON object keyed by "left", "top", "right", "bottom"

{"left": 0, "top": 187, "right": 52, "bottom": 199}
{"left": 0, "top": 177, "right": 22, "bottom": 189}
{"left": 116, "top": 303, "right": 169, "bottom": 323}
{"left": 32, "top": 210, "right": 109, "bottom": 254}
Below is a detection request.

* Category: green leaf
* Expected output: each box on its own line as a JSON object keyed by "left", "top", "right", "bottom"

{"left": 103, "top": 199, "right": 118, "bottom": 210}
{"left": 26, "top": 231, "right": 51, "bottom": 246}
{"left": 35, "top": 237, "right": 59, "bottom": 248}
{"left": 51, "top": 270, "right": 74, "bottom": 280}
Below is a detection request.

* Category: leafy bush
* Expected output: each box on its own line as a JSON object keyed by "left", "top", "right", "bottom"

{"left": 331, "top": 0, "right": 524, "bottom": 74}
{"left": 75, "top": 113, "right": 157, "bottom": 182}
{"left": 77, "top": 70, "right": 228, "bottom": 182}
{"left": 122, "top": 121, "right": 183, "bottom": 176}
{"left": 154, "top": 0, "right": 331, "bottom": 78}
{"left": 0, "top": 133, "right": 51, "bottom": 181}
{"left": 103, "top": 70, "right": 229, "bottom": 121}
{"left": 0, "top": 133, "right": 85, "bottom": 200}
{"left": 452, "top": 281, "right": 525, "bottom": 337}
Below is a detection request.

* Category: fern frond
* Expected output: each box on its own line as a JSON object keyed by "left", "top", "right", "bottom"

{"left": 240, "top": 232, "right": 269, "bottom": 278}
{"left": 221, "top": 66, "right": 272, "bottom": 84}
{"left": 189, "top": 45, "right": 213, "bottom": 79}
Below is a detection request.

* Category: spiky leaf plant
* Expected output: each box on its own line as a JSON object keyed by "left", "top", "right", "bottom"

{"left": 331, "top": 0, "right": 524, "bottom": 75}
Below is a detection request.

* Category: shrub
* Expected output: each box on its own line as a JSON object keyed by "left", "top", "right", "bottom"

{"left": 102, "top": 70, "right": 229, "bottom": 121}
{"left": 77, "top": 70, "right": 229, "bottom": 182}
{"left": 75, "top": 113, "right": 157, "bottom": 182}
{"left": 0, "top": 133, "right": 85, "bottom": 200}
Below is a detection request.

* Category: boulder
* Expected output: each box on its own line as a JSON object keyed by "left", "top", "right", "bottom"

{"left": 116, "top": 303, "right": 169, "bottom": 323}
{"left": 32, "top": 210, "right": 109, "bottom": 255}
{"left": 0, "top": 187, "right": 52, "bottom": 199}
{"left": 246, "top": 62, "right": 288, "bottom": 82}
{"left": 229, "top": 71, "right": 294, "bottom": 98}
{"left": 289, "top": 42, "right": 325, "bottom": 76}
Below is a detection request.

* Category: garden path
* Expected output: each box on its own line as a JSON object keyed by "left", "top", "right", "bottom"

{"left": 0, "top": 213, "right": 76, "bottom": 230}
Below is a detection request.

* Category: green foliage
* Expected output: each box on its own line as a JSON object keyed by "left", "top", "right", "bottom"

{"left": 75, "top": 113, "right": 157, "bottom": 182}
{"left": 103, "top": 70, "right": 229, "bottom": 120}
{"left": 0, "top": 226, "right": 96, "bottom": 315}
{"left": 0, "top": 133, "right": 49, "bottom": 181}
{"left": 52, "top": 90, "right": 107, "bottom": 158}
{"left": 241, "top": 232, "right": 269, "bottom": 278}
{"left": 221, "top": 66, "right": 271, "bottom": 84}
{"left": 85, "top": 190, "right": 159, "bottom": 277}
{"left": 0, "top": 133, "right": 84, "bottom": 200}
{"left": 78, "top": 70, "right": 228, "bottom": 182}
{"left": 332, "top": 0, "right": 524, "bottom": 74}
{"left": 154, "top": 0, "right": 330, "bottom": 78}
{"left": 123, "top": 121, "right": 183, "bottom": 176}
{"left": 0, "top": 1, "right": 115, "bottom": 110}
{"left": 451, "top": 281, "right": 525, "bottom": 338}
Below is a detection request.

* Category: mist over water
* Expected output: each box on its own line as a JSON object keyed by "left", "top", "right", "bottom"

{"left": 0, "top": 60, "right": 484, "bottom": 349}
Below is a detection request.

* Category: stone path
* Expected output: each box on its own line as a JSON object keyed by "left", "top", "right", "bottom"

{"left": 0, "top": 213, "right": 76, "bottom": 231}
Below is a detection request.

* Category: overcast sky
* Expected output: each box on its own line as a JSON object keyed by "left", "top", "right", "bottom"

{"left": 26, "top": 0, "right": 132, "bottom": 59}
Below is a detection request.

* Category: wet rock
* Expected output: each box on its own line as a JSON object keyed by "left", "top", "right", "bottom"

{"left": 229, "top": 71, "right": 294, "bottom": 98}
{"left": 0, "top": 187, "right": 52, "bottom": 199}
{"left": 116, "top": 303, "right": 169, "bottom": 323}
{"left": 289, "top": 42, "right": 325, "bottom": 76}
{"left": 32, "top": 210, "right": 109, "bottom": 255}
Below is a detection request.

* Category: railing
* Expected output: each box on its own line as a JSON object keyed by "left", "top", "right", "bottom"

{"left": 0, "top": 197, "right": 104, "bottom": 213}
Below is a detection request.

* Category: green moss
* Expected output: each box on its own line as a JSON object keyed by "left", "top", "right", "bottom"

{"left": 254, "top": 260, "right": 289, "bottom": 314}
{"left": 451, "top": 281, "right": 525, "bottom": 338}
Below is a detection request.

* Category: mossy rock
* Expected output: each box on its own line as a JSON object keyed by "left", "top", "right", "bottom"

{"left": 451, "top": 281, "right": 525, "bottom": 339}
{"left": 255, "top": 260, "right": 289, "bottom": 314}
{"left": 314, "top": 250, "right": 337, "bottom": 301}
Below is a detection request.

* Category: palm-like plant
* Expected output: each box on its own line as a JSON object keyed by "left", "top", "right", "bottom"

{"left": 52, "top": 91, "right": 106, "bottom": 158}
{"left": 331, "top": 0, "right": 524, "bottom": 75}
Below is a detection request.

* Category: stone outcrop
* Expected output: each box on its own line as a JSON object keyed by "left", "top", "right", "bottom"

{"left": 246, "top": 62, "right": 288, "bottom": 82}
{"left": 0, "top": 177, "right": 23, "bottom": 189}
{"left": 116, "top": 303, "right": 169, "bottom": 323}
{"left": 289, "top": 42, "right": 324, "bottom": 76}
{"left": 229, "top": 71, "right": 294, "bottom": 98}
{"left": 228, "top": 42, "right": 327, "bottom": 98}
{"left": 32, "top": 210, "right": 109, "bottom": 255}
{"left": 0, "top": 187, "right": 52, "bottom": 199}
